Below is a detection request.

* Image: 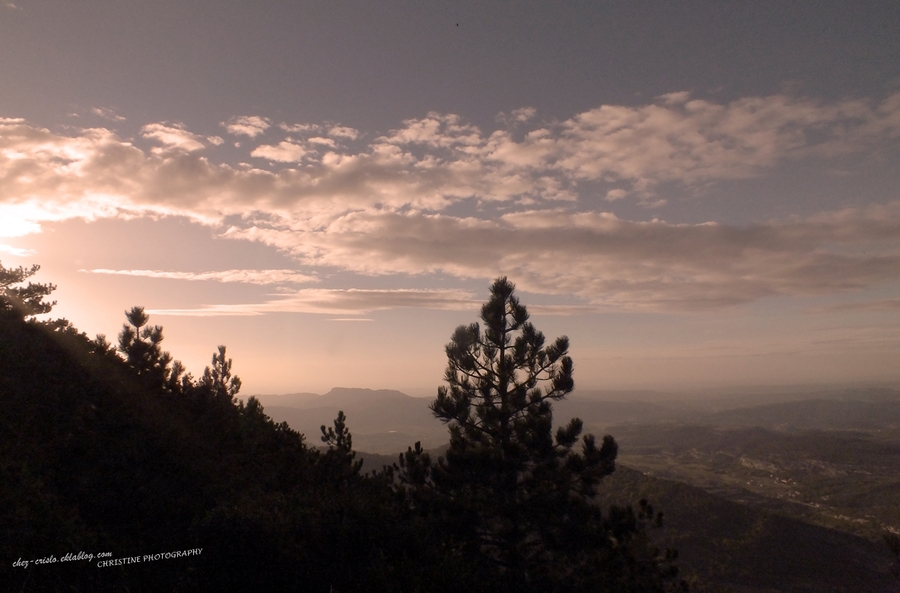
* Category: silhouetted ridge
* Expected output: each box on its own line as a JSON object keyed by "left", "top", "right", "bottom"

{"left": 0, "top": 313, "right": 406, "bottom": 592}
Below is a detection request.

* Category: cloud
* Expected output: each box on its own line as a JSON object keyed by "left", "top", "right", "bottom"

{"left": 222, "top": 116, "right": 271, "bottom": 138}
{"left": 497, "top": 107, "right": 537, "bottom": 125}
{"left": 605, "top": 188, "right": 628, "bottom": 201}
{"left": 511, "top": 107, "right": 536, "bottom": 122}
{"left": 308, "top": 137, "right": 337, "bottom": 147}
{"left": 657, "top": 91, "right": 692, "bottom": 105}
{"left": 328, "top": 318, "right": 374, "bottom": 321}
{"left": 3, "top": 91, "right": 900, "bottom": 311}
{"left": 80, "top": 268, "right": 318, "bottom": 284}
{"left": 226, "top": 203, "right": 900, "bottom": 311}
{"left": 0, "top": 243, "right": 34, "bottom": 257}
{"left": 0, "top": 119, "right": 448, "bottom": 229}
{"left": 250, "top": 140, "right": 311, "bottom": 163}
{"left": 276, "top": 123, "right": 357, "bottom": 139}
{"left": 0, "top": 122, "right": 154, "bottom": 222}
{"left": 5, "top": 91, "right": 899, "bottom": 227}
{"left": 147, "top": 288, "right": 478, "bottom": 316}
{"left": 0, "top": 209, "right": 42, "bottom": 237}
{"left": 328, "top": 126, "right": 359, "bottom": 140}
{"left": 381, "top": 112, "right": 483, "bottom": 148}
{"left": 279, "top": 122, "right": 321, "bottom": 133}
{"left": 141, "top": 123, "right": 220, "bottom": 153}
{"left": 91, "top": 107, "right": 126, "bottom": 122}
{"left": 480, "top": 92, "right": 900, "bottom": 200}
{"left": 809, "top": 298, "right": 900, "bottom": 314}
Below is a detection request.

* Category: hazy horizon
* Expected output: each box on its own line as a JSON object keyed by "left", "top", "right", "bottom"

{"left": 245, "top": 381, "right": 900, "bottom": 402}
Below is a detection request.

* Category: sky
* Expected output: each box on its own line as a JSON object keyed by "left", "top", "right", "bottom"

{"left": 2, "top": 1, "right": 900, "bottom": 396}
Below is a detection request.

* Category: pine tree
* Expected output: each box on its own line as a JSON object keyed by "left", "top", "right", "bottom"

{"left": 0, "top": 261, "right": 56, "bottom": 319}
{"left": 397, "top": 277, "right": 677, "bottom": 592}
{"left": 118, "top": 306, "right": 177, "bottom": 392}
{"left": 321, "top": 410, "right": 364, "bottom": 478}
{"left": 198, "top": 345, "right": 242, "bottom": 402}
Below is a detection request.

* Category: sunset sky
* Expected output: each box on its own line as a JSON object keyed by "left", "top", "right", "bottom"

{"left": 2, "top": 1, "right": 900, "bottom": 396}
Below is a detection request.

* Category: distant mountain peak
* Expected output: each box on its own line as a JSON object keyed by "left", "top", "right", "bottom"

{"left": 249, "top": 387, "right": 416, "bottom": 412}
{"left": 323, "top": 387, "right": 413, "bottom": 403}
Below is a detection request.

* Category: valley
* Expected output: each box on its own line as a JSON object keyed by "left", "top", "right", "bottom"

{"left": 253, "top": 385, "right": 900, "bottom": 592}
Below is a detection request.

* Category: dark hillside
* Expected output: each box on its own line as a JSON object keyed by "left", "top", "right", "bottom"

{"left": 0, "top": 316, "right": 403, "bottom": 592}
{"left": 596, "top": 466, "right": 900, "bottom": 593}
{"left": 0, "top": 318, "right": 211, "bottom": 568}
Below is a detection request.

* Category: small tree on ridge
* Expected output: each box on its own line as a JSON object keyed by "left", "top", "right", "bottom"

{"left": 118, "top": 306, "right": 174, "bottom": 389}
{"left": 199, "top": 345, "right": 242, "bottom": 402}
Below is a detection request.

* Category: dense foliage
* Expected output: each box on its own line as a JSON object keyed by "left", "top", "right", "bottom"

{"left": 0, "top": 264, "right": 682, "bottom": 592}
{"left": 393, "top": 278, "right": 683, "bottom": 592}
{"left": 0, "top": 262, "right": 56, "bottom": 318}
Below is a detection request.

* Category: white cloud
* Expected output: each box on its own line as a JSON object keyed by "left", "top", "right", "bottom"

{"left": 308, "top": 137, "right": 336, "bottom": 147}
{"left": 145, "top": 305, "right": 263, "bottom": 317}
{"left": 91, "top": 107, "right": 126, "bottom": 122}
{"left": 222, "top": 116, "right": 271, "bottom": 138}
{"left": 657, "top": 91, "right": 692, "bottom": 105}
{"left": 148, "top": 288, "right": 478, "bottom": 316}
{"left": 381, "top": 112, "right": 483, "bottom": 148}
{"left": 0, "top": 243, "right": 34, "bottom": 257}
{"left": 328, "top": 318, "right": 374, "bottom": 321}
{"left": 80, "top": 268, "right": 318, "bottom": 284}
{"left": 250, "top": 140, "right": 311, "bottom": 162}
{"left": 605, "top": 188, "right": 628, "bottom": 201}
{"left": 511, "top": 107, "right": 536, "bottom": 122}
{"left": 5, "top": 91, "right": 898, "bottom": 228}
{"left": 141, "top": 122, "right": 217, "bottom": 153}
{"left": 483, "top": 92, "right": 900, "bottom": 199}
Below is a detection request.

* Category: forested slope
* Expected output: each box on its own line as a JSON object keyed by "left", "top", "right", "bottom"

{"left": 0, "top": 315, "right": 408, "bottom": 592}
{"left": 0, "top": 270, "right": 681, "bottom": 593}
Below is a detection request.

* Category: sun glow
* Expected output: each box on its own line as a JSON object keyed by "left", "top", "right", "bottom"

{"left": 0, "top": 213, "right": 41, "bottom": 238}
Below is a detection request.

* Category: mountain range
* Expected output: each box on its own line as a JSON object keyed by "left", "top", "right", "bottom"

{"left": 250, "top": 385, "right": 900, "bottom": 592}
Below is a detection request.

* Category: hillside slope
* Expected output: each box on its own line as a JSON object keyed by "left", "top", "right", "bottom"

{"left": 596, "top": 466, "right": 900, "bottom": 593}
{"left": 0, "top": 317, "right": 403, "bottom": 592}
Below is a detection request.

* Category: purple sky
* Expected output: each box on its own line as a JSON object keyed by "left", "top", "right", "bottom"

{"left": 2, "top": 1, "right": 900, "bottom": 395}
